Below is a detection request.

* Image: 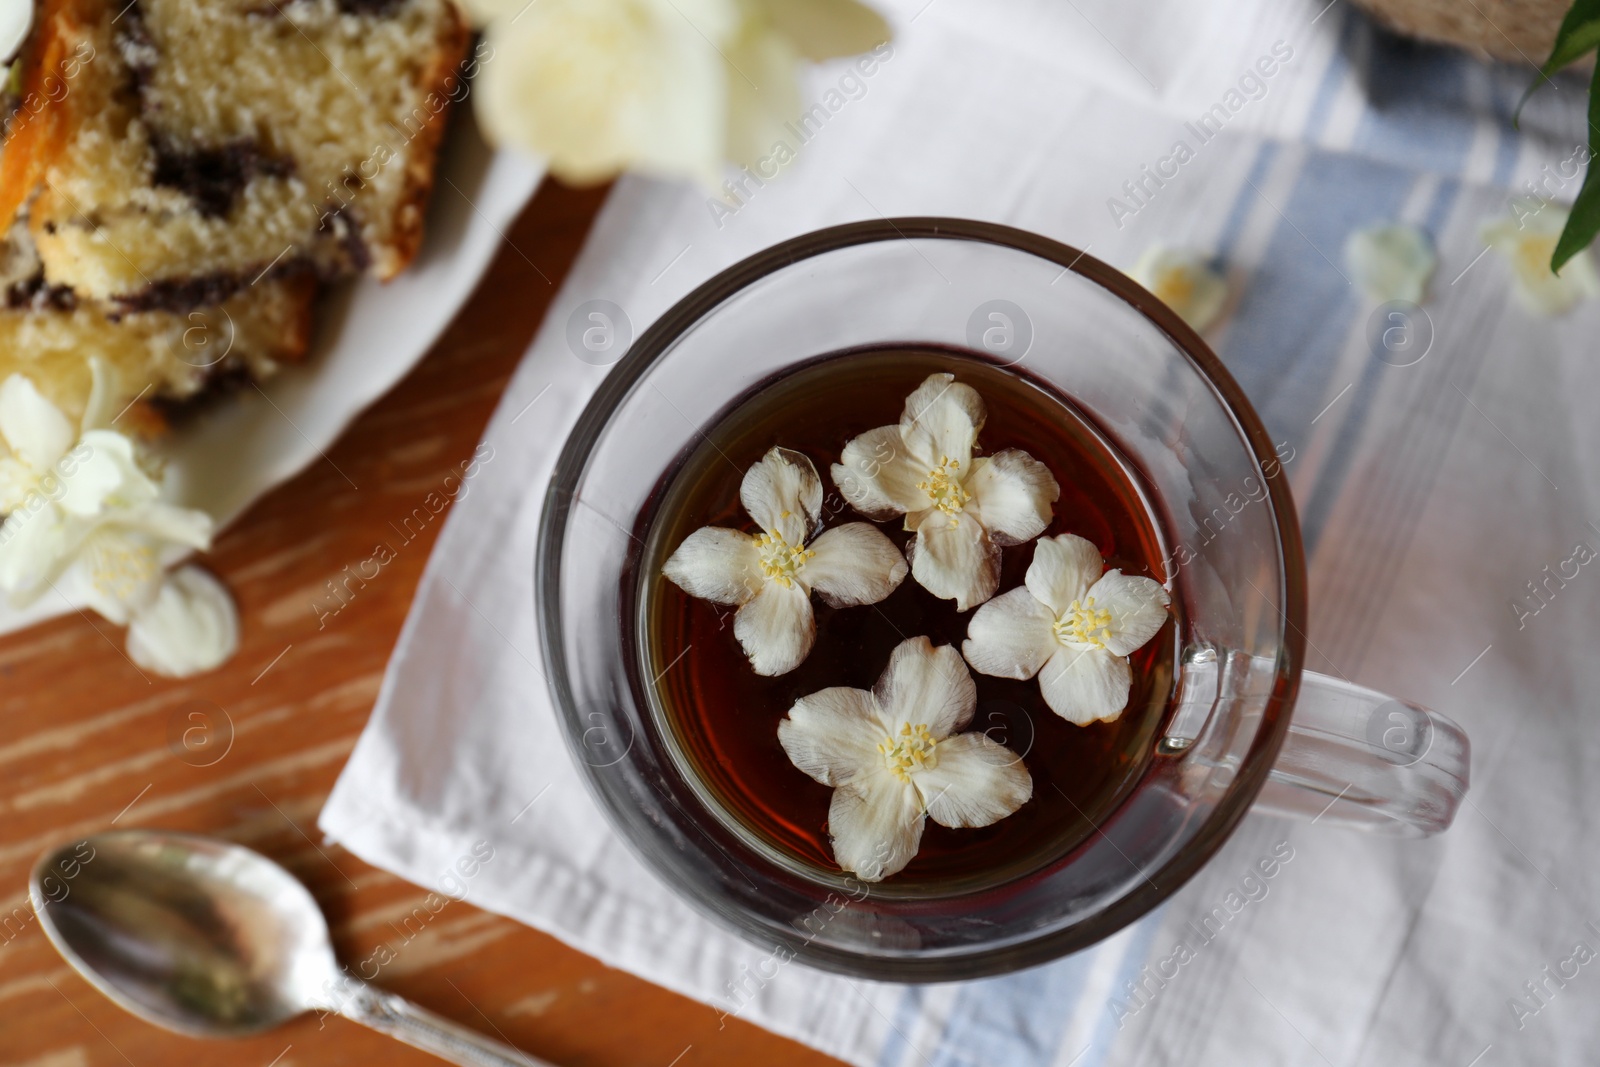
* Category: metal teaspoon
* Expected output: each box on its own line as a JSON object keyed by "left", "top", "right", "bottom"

{"left": 30, "top": 829, "right": 547, "bottom": 1066}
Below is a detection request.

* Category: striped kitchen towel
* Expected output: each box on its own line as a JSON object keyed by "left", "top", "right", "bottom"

{"left": 323, "top": 1, "right": 1600, "bottom": 1063}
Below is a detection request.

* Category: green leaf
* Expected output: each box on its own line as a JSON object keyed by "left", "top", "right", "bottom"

{"left": 1514, "top": 0, "right": 1600, "bottom": 126}
{"left": 1547, "top": 0, "right": 1600, "bottom": 68}
{"left": 1551, "top": 60, "right": 1600, "bottom": 271}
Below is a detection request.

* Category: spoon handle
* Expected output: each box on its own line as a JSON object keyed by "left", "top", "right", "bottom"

{"left": 338, "top": 982, "right": 552, "bottom": 1067}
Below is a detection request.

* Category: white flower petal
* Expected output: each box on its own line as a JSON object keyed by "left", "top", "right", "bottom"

{"left": 1482, "top": 197, "right": 1568, "bottom": 248}
{"left": 0, "top": 0, "right": 32, "bottom": 62}
{"left": 1481, "top": 204, "right": 1600, "bottom": 316}
{"left": 126, "top": 565, "right": 239, "bottom": 678}
{"left": 1130, "top": 247, "right": 1228, "bottom": 332}
{"left": 1344, "top": 223, "right": 1436, "bottom": 305}
{"left": 723, "top": 21, "right": 802, "bottom": 170}
{"left": 475, "top": 0, "right": 733, "bottom": 189}
{"left": 778, "top": 685, "right": 890, "bottom": 787}
{"left": 662, "top": 526, "right": 761, "bottom": 605}
{"left": 745, "top": 0, "right": 889, "bottom": 60}
{"left": 803, "top": 522, "right": 906, "bottom": 607}
{"left": 0, "top": 507, "right": 75, "bottom": 606}
{"left": 899, "top": 373, "right": 984, "bottom": 470}
{"left": 80, "top": 358, "right": 115, "bottom": 434}
{"left": 961, "top": 586, "right": 1057, "bottom": 680}
{"left": 1039, "top": 646, "right": 1131, "bottom": 725}
{"left": 965, "top": 449, "right": 1058, "bottom": 546}
{"left": 1025, "top": 533, "right": 1102, "bottom": 615}
{"left": 733, "top": 578, "right": 814, "bottom": 675}
{"left": 116, "top": 502, "right": 214, "bottom": 553}
{"left": 908, "top": 510, "right": 999, "bottom": 611}
{"left": 831, "top": 425, "right": 927, "bottom": 519}
{"left": 1087, "top": 570, "right": 1170, "bottom": 657}
{"left": 741, "top": 446, "right": 821, "bottom": 545}
{"left": 917, "top": 733, "right": 1033, "bottom": 829}
{"left": 0, "top": 456, "right": 35, "bottom": 513}
{"left": 0, "top": 395, "right": 216, "bottom": 628}
{"left": 0, "top": 374, "right": 74, "bottom": 472}
{"left": 56, "top": 432, "right": 153, "bottom": 517}
{"left": 828, "top": 772, "right": 924, "bottom": 882}
{"left": 65, "top": 529, "right": 167, "bottom": 624}
{"left": 872, "top": 636, "right": 975, "bottom": 740}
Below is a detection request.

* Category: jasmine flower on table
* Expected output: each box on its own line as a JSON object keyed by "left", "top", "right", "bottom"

{"left": 1129, "top": 246, "right": 1228, "bottom": 333}
{"left": 0, "top": 367, "right": 238, "bottom": 677}
{"left": 1481, "top": 201, "right": 1600, "bottom": 316}
{"left": 777, "top": 636, "right": 1032, "bottom": 882}
{"left": 962, "top": 533, "right": 1169, "bottom": 725}
{"left": 831, "top": 373, "right": 1059, "bottom": 612}
{"left": 1344, "top": 223, "right": 1436, "bottom": 305}
{"left": 662, "top": 446, "right": 907, "bottom": 676}
{"left": 126, "top": 565, "right": 239, "bottom": 678}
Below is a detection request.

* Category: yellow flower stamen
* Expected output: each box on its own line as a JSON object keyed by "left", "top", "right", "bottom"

{"left": 1054, "top": 595, "right": 1113, "bottom": 649}
{"left": 1513, "top": 234, "right": 1559, "bottom": 278}
{"left": 877, "top": 721, "right": 939, "bottom": 783}
{"left": 88, "top": 539, "right": 160, "bottom": 603}
{"left": 753, "top": 527, "right": 814, "bottom": 589}
{"left": 916, "top": 455, "right": 970, "bottom": 524}
{"left": 1153, "top": 267, "right": 1196, "bottom": 309}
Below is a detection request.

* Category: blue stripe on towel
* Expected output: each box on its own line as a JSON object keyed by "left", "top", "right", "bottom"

{"left": 1349, "top": 28, "right": 1473, "bottom": 178}
{"left": 875, "top": 984, "right": 929, "bottom": 1067}
{"left": 1424, "top": 175, "right": 1463, "bottom": 237}
{"left": 1481, "top": 62, "right": 1526, "bottom": 188}
{"left": 1216, "top": 141, "right": 1278, "bottom": 262}
{"left": 874, "top": 18, "right": 1504, "bottom": 1067}
{"left": 930, "top": 951, "right": 1096, "bottom": 1067}
{"left": 1215, "top": 150, "right": 1412, "bottom": 442}
{"left": 1296, "top": 176, "right": 1464, "bottom": 553}
{"left": 1300, "top": 9, "right": 1357, "bottom": 144}
{"left": 1079, "top": 908, "right": 1166, "bottom": 1067}
{"left": 1490, "top": 112, "right": 1522, "bottom": 188}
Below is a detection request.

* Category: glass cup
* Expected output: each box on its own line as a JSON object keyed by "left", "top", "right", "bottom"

{"left": 536, "top": 219, "right": 1470, "bottom": 980}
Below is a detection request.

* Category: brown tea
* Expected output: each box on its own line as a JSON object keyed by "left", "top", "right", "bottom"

{"left": 639, "top": 347, "right": 1174, "bottom": 893}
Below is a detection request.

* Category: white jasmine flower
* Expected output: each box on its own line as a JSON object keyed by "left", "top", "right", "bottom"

{"left": 0, "top": 371, "right": 236, "bottom": 678}
{"left": 962, "top": 534, "right": 1169, "bottom": 725}
{"left": 663, "top": 446, "right": 907, "bottom": 676}
{"left": 1344, "top": 223, "right": 1436, "bottom": 304}
{"left": 0, "top": 381, "right": 209, "bottom": 623}
{"left": 830, "top": 374, "right": 1059, "bottom": 612}
{"left": 0, "top": 374, "right": 76, "bottom": 514}
{"left": 466, "top": 0, "right": 889, "bottom": 188}
{"left": 777, "top": 636, "right": 1032, "bottom": 882}
{"left": 1481, "top": 201, "right": 1600, "bottom": 316}
{"left": 127, "top": 565, "right": 239, "bottom": 677}
{"left": 1129, "top": 247, "right": 1228, "bottom": 332}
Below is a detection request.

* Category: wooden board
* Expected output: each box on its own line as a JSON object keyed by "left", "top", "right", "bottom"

{"left": 0, "top": 179, "right": 845, "bottom": 1067}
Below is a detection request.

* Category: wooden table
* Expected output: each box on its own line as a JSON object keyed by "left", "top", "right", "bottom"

{"left": 0, "top": 180, "right": 844, "bottom": 1067}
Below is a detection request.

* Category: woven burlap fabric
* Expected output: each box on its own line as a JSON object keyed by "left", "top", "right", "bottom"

{"left": 1354, "top": 0, "right": 1567, "bottom": 63}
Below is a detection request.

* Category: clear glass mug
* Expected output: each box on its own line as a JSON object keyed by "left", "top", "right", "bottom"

{"left": 536, "top": 219, "right": 1470, "bottom": 980}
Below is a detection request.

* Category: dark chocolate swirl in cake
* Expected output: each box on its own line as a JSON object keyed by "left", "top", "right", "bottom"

{"left": 5, "top": 0, "right": 469, "bottom": 309}
{"left": 0, "top": 0, "right": 466, "bottom": 437}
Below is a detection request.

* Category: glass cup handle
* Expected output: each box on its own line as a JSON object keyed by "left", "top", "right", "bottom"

{"left": 1252, "top": 670, "right": 1471, "bottom": 836}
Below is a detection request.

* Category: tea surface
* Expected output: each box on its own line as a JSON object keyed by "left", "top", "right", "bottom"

{"left": 641, "top": 347, "right": 1174, "bottom": 892}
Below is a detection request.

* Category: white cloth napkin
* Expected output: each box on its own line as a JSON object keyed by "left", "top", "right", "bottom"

{"left": 322, "top": 2, "right": 1600, "bottom": 1064}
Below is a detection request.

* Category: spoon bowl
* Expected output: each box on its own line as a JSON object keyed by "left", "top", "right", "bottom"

{"left": 31, "top": 831, "right": 334, "bottom": 1037}
{"left": 31, "top": 830, "right": 543, "bottom": 1066}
